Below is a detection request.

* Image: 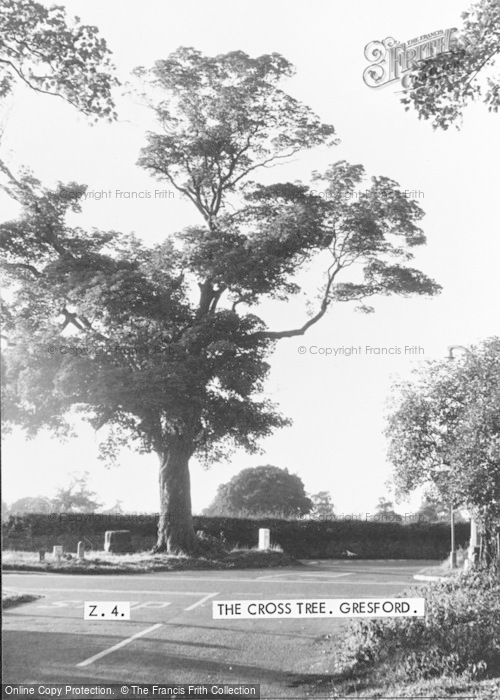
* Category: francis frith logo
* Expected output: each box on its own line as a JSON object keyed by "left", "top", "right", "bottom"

{"left": 363, "top": 28, "right": 458, "bottom": 89}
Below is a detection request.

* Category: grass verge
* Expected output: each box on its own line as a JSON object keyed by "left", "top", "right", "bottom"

{"left": 2, "top": 546, "right": 296, "bottom": 574}
{"left": 3, "top": 590, "right": 42, "bottom": 609}
{"left": 309, "top": 566, "right": 500, "bottom": 698}
{"left": 415, "top": 561, "right": 456, "bottom": 579}
{"left": 416, "top": 547, "right": 468, "bottom": 579}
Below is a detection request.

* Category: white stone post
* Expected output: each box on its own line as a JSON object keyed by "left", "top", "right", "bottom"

{"left": 258, "top": 528, "right": 270, "bottom": 550}
{"left": 467, "top": 518, "right": 480, "bottom": 567}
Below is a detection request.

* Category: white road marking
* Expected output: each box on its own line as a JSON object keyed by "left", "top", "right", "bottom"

{"left": 35, "top": 600, "right": 176, "bottom": 610}
{"left": 24, "top": 588, "right": 213, "bottom": 596}
{"left": 125, "top": 577, "right": 416, "bottom": 585}
{"left": 131, "top": 602, "right": 171, "bottom": 610}
{"left": 256, "top": 573, "right": 352, "bottom": 580}
{"left": 184, "top": 592, "right": 218, "bottom": 611}
{"left": 76, "top": 623, "right": 163, "bottom": 667}
{"left": 35, "top": 601, "right": 141, "bottom": 609}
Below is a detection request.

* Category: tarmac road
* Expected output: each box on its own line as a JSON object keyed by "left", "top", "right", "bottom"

{"left": 3, "top": 560, "right": 431, "bottom": 697}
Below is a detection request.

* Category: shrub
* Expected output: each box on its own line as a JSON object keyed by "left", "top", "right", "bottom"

{"left": 194, "top": 531, "right": 228, "bottom": 558}
{"left": 338, "top": 567, "right": 500, "bottom": 681}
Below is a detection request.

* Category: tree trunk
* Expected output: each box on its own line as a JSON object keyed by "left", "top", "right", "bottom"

{"left": 154, "top": 437, "right": 199, "bottom": 555}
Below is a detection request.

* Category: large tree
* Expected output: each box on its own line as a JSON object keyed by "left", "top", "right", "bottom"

{"left": 0, "top": 0, "right": 118, "bottom": 120}
{"left": 1, "top": 48, "right": 440, "bottom": 554}
{"left": 401, "top": 0, "right": 500, "bottom": 129}
{"left": 204, "top": 465, "right": 312, "bottom": 518}
{"left": 386, "top": 337, "right": 500, "bottom": 554}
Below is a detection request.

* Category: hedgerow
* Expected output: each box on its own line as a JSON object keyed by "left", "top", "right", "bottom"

{"left": 2, "top": 513, "right": 469, "bottom": 558}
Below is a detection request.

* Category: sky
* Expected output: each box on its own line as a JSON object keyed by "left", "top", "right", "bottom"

{"left": 1, "top": 0, "right": 499, "bottom": 516}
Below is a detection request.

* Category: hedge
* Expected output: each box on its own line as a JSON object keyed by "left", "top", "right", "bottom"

{"left": 2, "top": 513, "right": 470, "bottom": 559}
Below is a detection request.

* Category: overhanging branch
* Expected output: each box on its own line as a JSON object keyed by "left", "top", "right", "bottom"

{"left": 1, "top": 262, "right": 41, "bottom": 277}
{"left": 251, "top": 261, "right": 340, "bottom": 340}
{"left": 252, "top": 303, "right": 330, "bottom": 340}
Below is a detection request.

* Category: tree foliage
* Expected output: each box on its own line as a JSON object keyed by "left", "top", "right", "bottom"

{"left": 1, "top": 500, "right": 9, "bottom": 520}
{"left": 417, "top": 492, "right": 451, "bottom": 522}
{"left": 386, "top": 337, "right": 500, "bottom": 530}
{"left": 8, "top": 495, "right": 53, "bottom": 514}
{"left": 0, "top": 0, "right": 118, "bottom": 120}
{"left": 1, "top": 52, "right": 440, "bottom": 462}
{"left": 51, "top": 471, "right": 103, "bottom": 513}
{"left": 203, "top": 465, "right": 312, "bottom": 517}
{"left": 308, "top": 491, "right": 336, "bottom": 519}
{"left": 134, "top": 49, "right": 337, "bottom": 218}
{"left": 374, "top": 496, "right": 401, "bottom": 520}
{"left": 402, "top": 0, "right": 500, "bottom": 129}
{"left": 6, "top": 472, "right": 102, "bottom": 514}
{"left": 416, "top": 490, "right": 467, "bottom": 523}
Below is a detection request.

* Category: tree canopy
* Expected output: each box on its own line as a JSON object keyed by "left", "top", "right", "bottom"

{"left": 402, "top": 0, "right": 500, "bottom": 129}
{"left": 0, "top": 0, "right": 118, "bottom": 120}
{"left": 386, "top": 337, "right": 500, "bottom": 531}
{"left": 8, "top": 495, "right": 53, "bottom": 515}
{"left": 203, "top": 465, "right": 312, "bottom": 517}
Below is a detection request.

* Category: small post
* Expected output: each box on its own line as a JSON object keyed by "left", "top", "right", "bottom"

{"left": 258, "top": 528, "right": 270, "bottom": 550}
{"left": 52, "top": 545, "right": 63, "bottom": 563}
{"left": 449, "top": 505, "right": 457, "bottom": 569}
{"left": 39, "top": 549, "right": 45, "bottom": 562}
{"left": 467, "top": 517, "right": 480, "bottom": 568}
{"left": 77, "top": 541, "right": 85, "bottom": 560}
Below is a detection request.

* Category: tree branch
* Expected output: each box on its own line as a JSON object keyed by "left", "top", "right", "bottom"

{"left": 251, "top": 261, "right": 340, "bottom": 340}
{"left": 61, "top": 307, "right": 86, "bottom": 332}
{"left": 1, "top": 262, "right": 41, "bottom": 277}
{"left": 0, "top": 57, "right": 86, "bottom": 114}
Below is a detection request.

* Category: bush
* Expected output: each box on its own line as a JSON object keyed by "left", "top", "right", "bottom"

{"left": 339, "top": 567, "right": 500, "bottom": 681}
{"left": 194, "top": 531, "right": 228, "bottom": 558}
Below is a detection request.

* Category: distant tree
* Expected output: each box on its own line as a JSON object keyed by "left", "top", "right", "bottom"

{"left": 374, "top": 496, "right": 402, "bottom": 521}
{"left": 9, "top": 495, "right": 53, "bottom": 514}
{"left": 101, "top": 499, "right": 124, "bottom": 514}
{"left": 402, "top": 0, "right": 500, "bottom": 129}
{"left": 417, "top": 492, "right": 450, "bottom": 522}
{"left": 0, "top": 0, "right": 118, "bottom": 120}
{"left": 2, "top": 499, "right": 10, "bottom": 520}
{"left": 51, "top": 471, "right": 102, "bottom": 513}
{"left": 204, "top": 465, "right": 313, "bottom": 518}
{"left": 309, "top": 491, "right": 335, "bottom": 519}
{"left": 417, "top": 491, "right": 468, "bottom": 524}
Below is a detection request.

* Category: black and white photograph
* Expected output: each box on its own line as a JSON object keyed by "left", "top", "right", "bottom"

{"left": 1, "top": 1, "right": 499, "bottom": 698}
